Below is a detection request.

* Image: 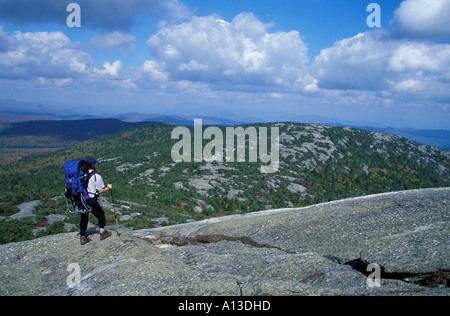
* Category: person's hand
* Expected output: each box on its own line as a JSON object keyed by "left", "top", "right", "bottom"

{"left": 107, "top": 184, "right": 113, "bottom": 190}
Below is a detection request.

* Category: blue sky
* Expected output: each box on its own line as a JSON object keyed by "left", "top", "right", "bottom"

{"left": 0, "top": 0, "right": 449, "bottom": 129}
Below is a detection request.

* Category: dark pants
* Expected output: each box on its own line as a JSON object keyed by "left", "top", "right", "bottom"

{"left": 80, "top": 198, "right": 106, "bottom": 237}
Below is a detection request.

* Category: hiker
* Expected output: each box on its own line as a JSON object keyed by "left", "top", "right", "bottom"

{"left": 79, "top": 157, "right": 113, "bottom": 245}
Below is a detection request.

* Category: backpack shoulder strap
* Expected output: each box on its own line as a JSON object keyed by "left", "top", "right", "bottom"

{"left": 87, "top": 171, "right": 97, "bottom": 180}
{"left": 86, "top": 171, "right": 99, "bottom": 197}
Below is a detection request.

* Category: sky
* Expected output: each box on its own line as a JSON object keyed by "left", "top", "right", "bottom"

{"left": 0, "top": 0, "right": 449, "bottom": 129}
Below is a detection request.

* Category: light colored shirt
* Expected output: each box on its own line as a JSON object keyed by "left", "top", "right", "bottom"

{"left": 87, "top": 172, "right": 104, "bottom": 198}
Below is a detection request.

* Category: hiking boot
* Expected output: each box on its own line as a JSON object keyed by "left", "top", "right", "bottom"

{"left": 80, "top": 236, "right": 91, "bottom": 245}
{"left": 100, "top": 230, "right": 112, "bottom": 240}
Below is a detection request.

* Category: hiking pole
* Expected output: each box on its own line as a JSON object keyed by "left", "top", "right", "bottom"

{"left": 109, "top": 188, "right": 121, "bottom": 236}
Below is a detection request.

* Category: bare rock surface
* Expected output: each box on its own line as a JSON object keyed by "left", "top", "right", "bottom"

{"left": 1, "top": 188, "right": 448, "bottom": 296}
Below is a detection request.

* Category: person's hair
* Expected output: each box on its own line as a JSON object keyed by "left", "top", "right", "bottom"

{"left": 87, "top": 163, "right": 101, "bottom": 175}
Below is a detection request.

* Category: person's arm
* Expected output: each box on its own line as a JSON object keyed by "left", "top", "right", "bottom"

{"left": 99, "top": 184, "right": 112, "bottom": 194}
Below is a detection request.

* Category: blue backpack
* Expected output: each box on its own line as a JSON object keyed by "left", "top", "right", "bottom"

{"left": 64, "top": 159, "right": 93, "bottom": 213}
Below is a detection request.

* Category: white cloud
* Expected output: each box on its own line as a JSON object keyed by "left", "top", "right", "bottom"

{"left": 138, "top": 60, "right": 169, "bottom": 83}
{"left": 146, "top": 13, "right": 309, "bottom": 90}
{"left": 393, "top": 0, "right": 450, "bottom": 39}
{"left": 394, "top": 0, "right": 450, "bottom": 39}
{"left": 311, "top": 29, "right": 450, "bottom": 103}
{"left": 229, "top": 11, "right": 268, "bottom": 40}
{"left": 179, "top": 60, "right": 208, "bottom": 71}
{"left": 311, "top": 31, "right": 396, "bottom": 91}
{"left": 394, "top": 79, "right": 422, "bottom": 92}
{"left": 388, "top": 42, "right": 450, "bottom": 73}
{"left": 93, "top": 60, "right": 123, "bottom": 78}
{"left": 0, "top": 30, "right": 91, "bottom": 80}
{"left": 304, "top": 78, "right": 319, "bottom": 93}
{"left": 302, "top": 0, "right": 450, "bottom": 101}
{"left": 0, "top": 28, "right": 137, "bottom": 91}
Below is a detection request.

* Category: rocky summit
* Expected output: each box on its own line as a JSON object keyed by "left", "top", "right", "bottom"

{"left": 0, "top": 188, "right": 448, "bottom": 296}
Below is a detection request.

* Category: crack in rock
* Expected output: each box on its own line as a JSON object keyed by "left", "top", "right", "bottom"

{"left": 145, "top": 234, "right": 295, "bottom": 254}
{"left": 343, "top": 258, "right": 449, "bottom": 288}
{"left": 142, "top": 233, "right": 449, "bottom": 290}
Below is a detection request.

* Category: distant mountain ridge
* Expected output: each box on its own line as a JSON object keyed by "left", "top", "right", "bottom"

{"left": 0, "top": 119, "right": 149, "bottom": 141}
{"left": 0, "top": 119, "right": 152, "bottom": 165}
{"left": 0, "top": 100, "right": 450, "bottom": 149}
{"left": 345, "top": 125, "right": 450, "bottom": 150}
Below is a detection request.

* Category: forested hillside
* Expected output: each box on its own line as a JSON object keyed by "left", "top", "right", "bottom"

{"left": 0, "top": 119, "right": 148, "bottom": 165}
{"left": 0, "top": 122, "right": 448, "bottom": 244}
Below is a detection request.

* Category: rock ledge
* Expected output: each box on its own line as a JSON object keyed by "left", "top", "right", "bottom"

{"left": 1, "top": 188, "right": 448, "bottom": 296}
